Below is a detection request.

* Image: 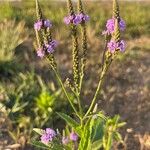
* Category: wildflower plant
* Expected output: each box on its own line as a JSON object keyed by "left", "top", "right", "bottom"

{"left": 32, "top": 0, "right": 126, "bottom": 149}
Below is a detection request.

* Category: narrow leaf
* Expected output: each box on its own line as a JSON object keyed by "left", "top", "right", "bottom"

{"left": 33, "top": 128, "right": 45, "bottom": 135}
{"left": 92, "top": 140, "right": 103, "bottom": 150}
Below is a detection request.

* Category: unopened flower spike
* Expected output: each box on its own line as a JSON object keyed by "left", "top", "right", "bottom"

{"left": 35, "top": 0, "right": 43, "bottom": 20}
{"left": 113, "top": 0, "right": 120, "bottom": 19}
{"left": 77, "top": 0, "right": 89, "bottom": 93}
{"left": 66, "top": 0, "right": 80, "bottom": 92}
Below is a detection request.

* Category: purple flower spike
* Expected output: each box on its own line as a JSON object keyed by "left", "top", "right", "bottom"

{"left": 34, "top": 20, "right": 43, "bottom": 31}
{"left": 44, "top": 19, "right": 52, "bottom": 28}
{"left": 118, "top": 40, "right": 125, "bottom": 52}
{"left": 107, "top": 40, "right": 118, "bottom": 53}
{"left": 70, "top": 132, "right": 78, "bottom": 142}
{"left": 62, "top": 136, "right": 69, "bottom": 145}
{"left": 37, "top": 49, "right": 45, "bottom": 58}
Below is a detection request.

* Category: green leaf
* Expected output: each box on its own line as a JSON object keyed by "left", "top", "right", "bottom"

{"left": 30, "top": 141, "right": 50, "bottom": 149}
{"left": 57, "top": 113, "right": 79, "bottom": 127}
{"left": 114, "top": 132, "right": 122, "bottom": 142}
{"left": 78, "top": 118, "right": 91, "bottom": 150}
{"left": 91, "top": 118, "right": 105, "bottom": 142}
{"left": 92, "top": 140, "right": 103, "bottom": 150}
{"left": 33, "top": 128, "right": 45, "bottom": 135}
{"left": 57, "top": 112, "right": 81, "bottom": 136}
{"left": 117, "top": 122, "right": 126, "bottom": 128}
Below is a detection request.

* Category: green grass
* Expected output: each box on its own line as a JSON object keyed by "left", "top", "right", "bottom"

{"left": 0, "top": 1, "right": 150, "bottom": 39}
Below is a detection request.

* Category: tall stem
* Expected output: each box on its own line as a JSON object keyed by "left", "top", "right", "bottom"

{"left": 84, "top": 60, "right": 111, "bottom": 118}
{"left": 51, "top": 66, "right": 80, "bottom": 117}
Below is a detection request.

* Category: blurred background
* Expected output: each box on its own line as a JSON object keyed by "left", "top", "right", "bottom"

{"left": 0, "top": 0, "right": 149, "bottom": 149}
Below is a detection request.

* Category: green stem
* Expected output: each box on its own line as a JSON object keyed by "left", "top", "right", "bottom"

{"left": 84, "top": 61, "right": 111, "bottom": 119}
{"left": 77, "top": 94, "right": 83, "bottom": 116}
{"left": 52, "top": 67, "right": 80, "bottom": 118}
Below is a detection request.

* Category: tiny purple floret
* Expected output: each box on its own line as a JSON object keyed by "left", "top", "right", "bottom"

{"left": 70, "top": 132, "right": 78, "bottom": 142}
{"left": 73, "top": 15, "right": 82, "bottom": 25}
{"left": 119, "top": 19, "right": 126, "bottom": 31}
{"left": 50, "top": 40, "right": 58, "bottom": 49}
{"left": 45, "top": 40, "right": 58, "bottom": 53}
{"left": 64, "top": 15, "right": 74, "bottom": 25}
{"left": 118, "top": 40, "right": 125, "bottom": 52}
{"left": 34, "top": 20, "right": 43, "bottom": 31}
{"left": 107, "top": 40, "right": 126, "bottom": 53}
{"left": 37, "top": 48, "right": 45, "bottom": 58}
{"left": 107, "top": 40, "right": 118, "bottom": 53}
{"left": 78, "top": 13, "right": 90, "bottom": 22}
{"left": 44, "top": 19, "right": 52, "bottom": 28}
{"left": 64, "top": 13, "right": 89, "bottom": 25}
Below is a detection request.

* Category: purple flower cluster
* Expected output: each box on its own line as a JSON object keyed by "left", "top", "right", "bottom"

{"left": 37, "top": 40, "right": 58, "bottom": 58}
{"left": 62, "top": 132, "right": 78, "bottom": 145}
{"left": 41, "top": 128, "right": 56, "bottom": 144}
{"left": 103, "top": 18, "right": 126, "bottom": 35}
{"left": 34, "top": 19, "right": 52, "bottom": 31}
{"left": 107, "top": 40, "right": 125, "bottom": 53}
{"left": 64, "top": 13, "right": 90, "bottom": 25}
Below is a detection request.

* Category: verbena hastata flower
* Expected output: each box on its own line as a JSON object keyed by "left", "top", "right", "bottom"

{"left": 44, "top": 19, "right": 52, "bottom": 28}
{"left": 70, "top": 132, "right": 78, "bottom": 141}
{"left": 107, "top": 40, "right": 125, "bottom": 53}
{"left": 102, "top": 18, "right": 125, "bottom": 35}
{"left": 37, "top": 48, "right": 45, "bottom": 58}
{"left": 34, "top": 19, "right": 52, "bottom": 31}
{"left": 40, "top": 128, "right": 56, "bottom": 144}
{"left": 45, "top": 40, "right": 58, "bottom": 54}
{"left": 34, "top": 20, "right": 43, "bottom": 31}
{"left": 64, "top": 13, "right": 89, "bottom": 25}
{"left": 36, "top": 40, "right": 58, "bottom": 58}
